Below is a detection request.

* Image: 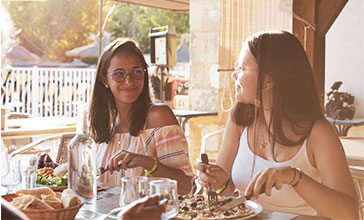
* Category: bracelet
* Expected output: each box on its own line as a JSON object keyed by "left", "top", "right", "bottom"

{"left": 290, "top": 167, "right": 302, "bottom": 187}
{"left": 289, "top": 166, "right": 297, "bottom": 185}
{"left": 216, "top": 177, "right": 230, "bottom": 195}
{"left": 144, "top": 158, "right": 158, "bottom": 175}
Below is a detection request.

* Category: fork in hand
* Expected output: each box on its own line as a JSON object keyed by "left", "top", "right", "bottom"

{"left": 96, "top": 156, "right": 143, "bottom": 180}
{"left": 201, "top": 153, "right": 218, "bottom": 211}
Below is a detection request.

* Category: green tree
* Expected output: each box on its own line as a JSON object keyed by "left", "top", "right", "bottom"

{"left": 108, "top": 4, "right": 189, "bottom": 53}
{"left": 4, "top": 1, "right": 189, "bottom": 63}
{"left": 4, "top": 0, "right": 99, "bottom": 61}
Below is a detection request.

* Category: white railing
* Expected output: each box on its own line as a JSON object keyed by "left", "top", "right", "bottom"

{"left": 2, "top": 67, "right": 96, "bottom": 117}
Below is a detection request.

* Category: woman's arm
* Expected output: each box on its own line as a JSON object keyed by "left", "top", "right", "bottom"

{"left": 107, "top": 105, "right": 193, "bottom": 195}
{"left": 146, "top": 105, "right": 194, "bottom": 194}
{"left": 293, "top": 119, "right": 359, "bottom": 218}
{"left": 245, "top": 119, "right": 359, "bottom": 218}
{"left": 194, "top": 117, "right": 243, "bottom": 196}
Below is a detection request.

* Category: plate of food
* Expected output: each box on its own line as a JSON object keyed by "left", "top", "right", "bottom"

{"left": 175, "top": 194, "right": 262, "bottom": 220}
{"left": 36, "top": 164, "right": 107, "bottom": 192}
{"left": 36, "top": 163, "right": 68, "bottom": 188}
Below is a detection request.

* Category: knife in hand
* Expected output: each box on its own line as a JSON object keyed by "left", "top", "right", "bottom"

{"left": 215, "top": 196, "right": 247, "bottom": 212}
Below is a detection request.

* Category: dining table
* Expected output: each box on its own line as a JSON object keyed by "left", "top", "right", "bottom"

{"left": 325, "top": 116, "right": 364, "bottom": 136}
{"left": 76, "top": 185, "right": 329, "bottom": 220}
{"left": 172, "top": 109, "right": 217, "bottom": 131}
{"left": 1, "top": 116, "right": 76, "bottom": 138}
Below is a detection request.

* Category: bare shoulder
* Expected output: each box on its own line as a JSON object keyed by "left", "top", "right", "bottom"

{"left": 309, "top": 118, "right": 338, "bottom": 143}
{"left": 146, "top": 104, "right": 179, "bottom": 128}
{"left": 307, "top": 118, "right": 344, "bottom": 165}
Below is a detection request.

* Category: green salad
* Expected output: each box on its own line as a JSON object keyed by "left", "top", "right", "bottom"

{"left": 36, "top": 167, "right": 68, "bottom": 186}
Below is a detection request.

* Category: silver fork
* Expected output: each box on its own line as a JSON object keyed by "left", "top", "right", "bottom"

{"left": 96, "top": 156, "right": 143, "bottom": 180}
{"left": 201, "top": 153, "right": 218, "bottom": 211}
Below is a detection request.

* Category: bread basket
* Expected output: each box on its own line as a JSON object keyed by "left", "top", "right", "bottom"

{"left": 2, "top": 194, "right": 83, "bottom": 220}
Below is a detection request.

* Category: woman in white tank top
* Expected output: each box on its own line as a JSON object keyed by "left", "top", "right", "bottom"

{"left": 194, "top": 31, "right": 358, "bottom": 219}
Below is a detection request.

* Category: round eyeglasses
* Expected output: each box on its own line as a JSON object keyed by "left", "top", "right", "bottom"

{"left": 110, "top": 67, "right": 145, "bottom": 82}
{"left": 232, "top": 62, "right": 258, "bottom": 76}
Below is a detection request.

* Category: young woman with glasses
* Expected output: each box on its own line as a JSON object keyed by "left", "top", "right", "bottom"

{"left": 89, "top": 39, "right": 193, "bottom": 194}
{"left": 194, "top": 31, "right": 358, "bottom": 218}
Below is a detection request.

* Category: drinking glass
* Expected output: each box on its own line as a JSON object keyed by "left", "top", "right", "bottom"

{"left": 149, "top": 178, "right": 179, "bottom": 220}
{"left": 1, "top": 156, "right": 22, "bottom": 193}
{"left": 119, "top": 176, "right": 148, "bottom": 208}
{"left": 24, "top": 156, "right": 38, "bottom": 189}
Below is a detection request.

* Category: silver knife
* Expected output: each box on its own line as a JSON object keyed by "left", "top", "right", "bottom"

{"left": 215, "top": 196, "right": 246, "bottom": 212}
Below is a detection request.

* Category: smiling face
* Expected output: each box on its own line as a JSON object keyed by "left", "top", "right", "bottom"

{"left": 231, "top": 43, "right": 259, "bottom": 104}
{"left": 105, "top": 50, "right": 144, "bottom": 106}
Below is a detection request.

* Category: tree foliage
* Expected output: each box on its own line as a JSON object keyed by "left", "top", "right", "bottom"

{"left": 1, "top": 5, "right": 17, "bottom": 66}
{"left": 108, "top": 4, "right": 189, "bottom": 53}
{"left": 4, "top": 0, "right": 99, "bottom": 62}
{"left": 4, "top": 1, "right": 189, "bottom": 62}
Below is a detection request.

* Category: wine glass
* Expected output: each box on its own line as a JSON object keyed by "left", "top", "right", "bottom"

{"left": 119, "top": 176, "right": 148, "bottom": 208}
{"left": 149, "top": 178, "right": 179, "bottom": 220}
{"left": 1, "top": 155, "right": 22, "bottom": 193}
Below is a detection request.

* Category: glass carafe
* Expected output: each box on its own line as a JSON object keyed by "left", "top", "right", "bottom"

{"left": 68, "top": 104, "right": 97, "bottom": 204}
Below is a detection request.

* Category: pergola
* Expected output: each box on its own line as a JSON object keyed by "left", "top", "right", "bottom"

{"left": 110, "top": 0, "right": 189, "bottom": 12}
{"left": 98, "top": 0, "right": 348, "bottom": 106}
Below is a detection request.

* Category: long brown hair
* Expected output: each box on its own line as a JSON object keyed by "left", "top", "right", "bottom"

{"left": 89, "top": 38, "right": 152, "bottom": 143}
{"left": 231, "top": 31, "right": 323, "bottom": 155}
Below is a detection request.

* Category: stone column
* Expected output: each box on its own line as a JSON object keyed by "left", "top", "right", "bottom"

{"left": 189, "top": 0, "right": 220, "bottom": 112}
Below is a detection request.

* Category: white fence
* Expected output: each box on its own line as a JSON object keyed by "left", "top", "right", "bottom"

{"left": 2, "top": 67, "right": 96, "bottom": 117}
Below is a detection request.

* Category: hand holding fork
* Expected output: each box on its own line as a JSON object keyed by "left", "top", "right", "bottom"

{"left": 200, "top": 153, "right": 219, "bottom": 211}
{"left": 97, "top": 155, "right": 144, "bottom": 180}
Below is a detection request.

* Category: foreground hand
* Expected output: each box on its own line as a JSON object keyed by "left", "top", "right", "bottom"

{"left": 117, "top": 196, "right": 165, "bottom": 220}
{"left": 193, "top": 161, "right": 230, "bottom": 190}
{"left": 244, "top": 166, "right": 295, "bottom": 200}
{"left": 37, "top": 152, "right": 58, "bottom": 169}
{"left": 105, "top": 151, "right": 147, "bottom": 174}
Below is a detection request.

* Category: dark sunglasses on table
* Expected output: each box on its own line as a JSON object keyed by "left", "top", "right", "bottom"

{"left": 110, "top": 67, "right": 145, "bottom": 82}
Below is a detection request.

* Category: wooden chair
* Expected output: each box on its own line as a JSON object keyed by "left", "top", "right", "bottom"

{"left": 341, "top": 137, "right": 364, "bottom": 218}
{"left": 9, "top": 133, "right": 75, "bottom": 164}
{"left": 349, "top": 165, "right": 364, "bottom": 219}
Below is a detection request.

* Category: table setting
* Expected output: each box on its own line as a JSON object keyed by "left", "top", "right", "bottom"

{"left": 0, "top": 148, "right": 328, "bottom": 220}
{"left": 75, "top": 179, "right": 316, "bottom": 220}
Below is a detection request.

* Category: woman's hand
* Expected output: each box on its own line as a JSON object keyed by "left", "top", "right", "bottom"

{"left": 37, "top": 152, "right": 58, "bottom": 169}
{"left": 117, "top": 195, "right": 165, "bottom": 220}
{"left": 105, "top": 151, "right": 150, "bottom": 174}
{"left": 193, "top": 161, "right": 230, "bottom": 191}
{"left": 245, "top": 166, "right": 295, "bottom": 200}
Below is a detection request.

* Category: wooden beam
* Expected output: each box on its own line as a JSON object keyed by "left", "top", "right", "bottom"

{"left": 293, "top": 0, "right": 349, "bottom": 108}
{"left": 317, "top": 0, "right": 348, "bottom": 37}
{"left": 293, "top": 0, "right": 316, "bottom": 67}
{"left": 293, "top": 0, "right": 326, "bottom": 108}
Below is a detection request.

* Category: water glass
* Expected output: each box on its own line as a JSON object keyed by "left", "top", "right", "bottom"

{"left": 24, "top": 157, "right": 38, "bottom": 189}
{"left": 1, "top": 156, "right": 22, "bottom": 193}
{"left": 119, "top": 176, "right": 148, "bottom": 208}
{"left": 149, "top": 178, "right": 179, "bottom": 220}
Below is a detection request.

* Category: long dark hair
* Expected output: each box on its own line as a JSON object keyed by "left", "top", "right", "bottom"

{"left": 89, "top": 38, "right": 152, "bottom": 143}
{"left": 231, "top": 31, "right": 323, "bottom": 153}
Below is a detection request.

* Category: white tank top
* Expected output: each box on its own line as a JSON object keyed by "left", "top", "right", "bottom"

{"left": 231, "top": 127, "right": 322, "bottom": 216}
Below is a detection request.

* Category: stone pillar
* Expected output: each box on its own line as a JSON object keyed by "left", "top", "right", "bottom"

{"left": 187, "top": 0, "right": 221, "bottom": 166}
{"left": 189, "top": 0, "right": 220, "bottom": 112}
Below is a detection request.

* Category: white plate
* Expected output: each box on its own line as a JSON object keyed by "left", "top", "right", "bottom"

{"left": 233, "top": 200, "right": 263, "bottom": 220}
